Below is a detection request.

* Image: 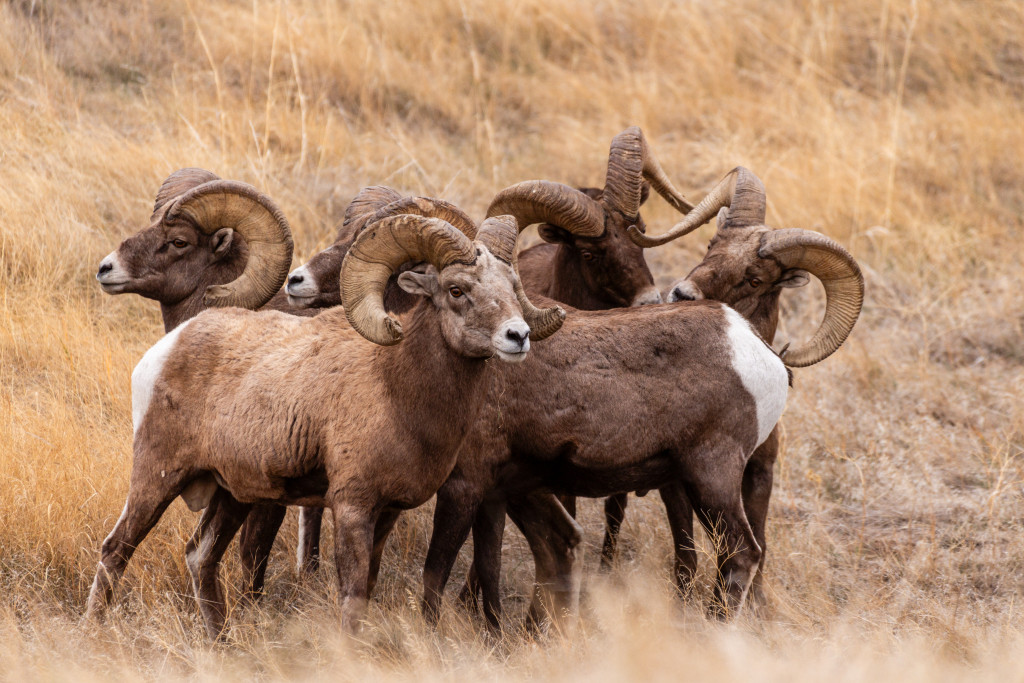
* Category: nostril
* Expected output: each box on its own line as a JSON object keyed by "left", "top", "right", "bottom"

{"left": 98, "top": 262, "right": 112, "bottom": 276}
{"left": 672, "top": 287, "right": 695, "bottom": 302}
{"left": 506, "top": 328, "right": 526, "bottom": 345}
{"left": 288, "top": 274, "right": 304, "bottom": 286}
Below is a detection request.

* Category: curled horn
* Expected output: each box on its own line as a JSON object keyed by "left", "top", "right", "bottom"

{"left": 151, "top": 168, "right": 220, "bottom": 221}
{"left": 486, "top": 180, "right": 605, "bottom": 238}
{"left": 365, "top": 196, "right": 477, "bottom": 238}
{"left": 164, "top": 177, "right": 293, "bottom": 310}
{"left": 627, "top": 167, "right": 766, "bottom": 248}
{"left": 759, "top": 229, "right": 865, "bottom": 367}
{"left": 338, "top": 185, "right": 405, "bottom": 240}
{"left": 477, "top": 215, "right": 565, "bottom": 340}
{"left": 603, "top": 126, "right": 694, "bottom": 219}
{"left": 340, "top": 215, "right": 476, "bottom": 346}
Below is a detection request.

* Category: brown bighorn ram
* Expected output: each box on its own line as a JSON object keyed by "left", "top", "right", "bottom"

{"left": 86, "top": 213, "right": 564, "bottom": 638}
{"left": 96, "top": 168, "right": 303, "bottom": 331}
{"left": 276, "top": 126, "right": 697, "bottom": 579}
{"left": 96, "top": 171, "right": 478, "bottom": 593}
{"left": 452, "top": 166, "right": 864, "bottom": 627}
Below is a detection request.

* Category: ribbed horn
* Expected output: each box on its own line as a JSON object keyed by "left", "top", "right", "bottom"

{"left": 340, "top": 215, "right": 476, "bottom": 346}
{"left": 165, "top": 179, "right": 293, "bottom": 310}
{"left": 627, "top": 167, "right": 766, "bottom": 247}
{"left": 759, "top": 229, "right": 865, "bottom": 367}
{"left": 477, "top": 214, "right": 565, "bottom": 340}
{"left": 603, "top": 126, "right": 694, "bottom": 219}
{"left": 151, "top": 168, "right": 220, "bottom": 221}
{"left": 487, "top": 180, "right": 605, "bottom": 238}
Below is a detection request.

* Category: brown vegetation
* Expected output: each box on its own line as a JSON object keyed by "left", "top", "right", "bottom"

{"left": 1, "top": 0, "right": 1022, "bottom": 679}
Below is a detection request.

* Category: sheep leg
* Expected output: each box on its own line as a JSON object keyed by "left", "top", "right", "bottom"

{"left": 236, "top": 503, "right": 286, "bottom": 603}
{"left": 457, "top": 562, "right": 481, "bottom": 612}
{"left": 507, "top": 492, "right": 583, "bottom": 629}
{"left": 469, "top": 497, "right": 508, "bottom": 628}
{"left": 687, "top": 465, "right": 761, "bottom": 618}
{"left": 422, "top": 480, "right": 482, "bottom": 626}
{"left": 185, "top": 487, "right": 251, "bottom": 639}
{"left": 330, "top": 502, "right": 376, "bottom": 633}
{"left": 366, "top": 507, "right": 402, "bottom": 596}
{"left": 659, "top": 481, "right": 697, "bottom": 594}
{"left": 86, "top": 470, "right": 186, "bottom": 619}
{"left": 741, "top": 430, "right": 778, "bottom": 605}
{"left": 599, "top": 493, "right": 629, "bottom": 569}
{"left": 297, "top": 506, "right": 324, "bottom": 577}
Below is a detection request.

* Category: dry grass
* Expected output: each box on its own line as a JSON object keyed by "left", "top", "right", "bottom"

{"left": 2, "top": 0, "right": 1023, "bottom": 679}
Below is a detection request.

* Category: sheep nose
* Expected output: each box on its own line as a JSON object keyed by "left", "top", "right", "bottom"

{"left": 97, "top": 261, "right": 112, "bottom": 277}
{"left": 671, "top": 286, "right": 695, "bottom": 301}
{"left": 288, "top": 273, "right": 304, "bottom": 286}
{"left": 505, "top": 327, "right": 528, "bottom": 346}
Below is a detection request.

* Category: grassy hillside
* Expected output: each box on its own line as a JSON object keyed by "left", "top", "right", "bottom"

{"left": 1, "top": 0, "right": 1022, "bottom": 679}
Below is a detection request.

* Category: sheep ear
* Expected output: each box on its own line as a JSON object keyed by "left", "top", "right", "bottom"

{"left": 715, "top": 207, "right": 730, "bottom": 230}
{"left": 211, "top": 228, "right": 234, "bottom": 260}
{"left": 639, "top": 180, "right": 651, "bottom": 206}
{"left": 777, "top": 268, "right": 810, "bottom": 288}
{"left": 538, "top": 223, "right": 573, "bottom": 245}
{"left": 397, "top": 269, "right": 437, "bottom": 298}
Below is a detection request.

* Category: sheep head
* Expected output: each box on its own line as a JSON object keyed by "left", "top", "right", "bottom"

{"left": 633, "top": 167, "right": 865, "bottom": 367}
{"left": 486, "top": 126, "right": 694, "bottom": 308}
{"left": 287, "top": 188, "right": 477, "bottom": 310}
{"left": 96, "top": 168, "right": 293, "bottom": 311}
{"left": 341, "top": 214, "right": 563, "bottom": 360}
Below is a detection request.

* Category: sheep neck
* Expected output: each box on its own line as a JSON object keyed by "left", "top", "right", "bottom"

{"left": 371, "top": 301, "right": 492, "bottom": 457}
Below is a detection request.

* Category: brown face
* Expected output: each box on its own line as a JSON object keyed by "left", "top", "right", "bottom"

{"left": 666, "top": 225, "right": 810, "bottom": 318}
{"left": 396, "top": 247, "right": 532, "bottom": 362}
{"left": 538, "top": 187, "right": 661, "bottom": 307}
{"left": 96, "top": 218, "right": 237, "bottom": 304}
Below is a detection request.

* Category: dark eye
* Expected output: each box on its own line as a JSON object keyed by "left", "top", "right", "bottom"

{"left": 172, "top": 239, "right": 188, "bottom": 249}
{"left": 580, "top": 251, "right": 594, "bottom": 261}
{"left": 747, "top": 277, "right": 762, "bottom": 288}
{"left": 449, "top": 286, "right": 463, "bottom": 298}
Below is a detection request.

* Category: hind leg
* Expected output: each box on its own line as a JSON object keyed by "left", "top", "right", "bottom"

{"left": 599, "top": 493, "right": 629, "bottom": 569}
{"left": 659, "top": 482, "right": 697, "bottom": 594}
{"left": 86, "top": 468, "right": 189, "bottom": 619}
{"left": 508, "top": 493, "right": 583, "bottom": 629}
{"left": 742, "top": 431, "right": 778, "bottom": 605}
{"left": 685, "top": 451, "right": 762, "bottom": 618}
{"left": 236, "top": 503, "right": 287, "bottom": 603}
{"left": 185, "top": 488, "right": 252, "bottom": 639}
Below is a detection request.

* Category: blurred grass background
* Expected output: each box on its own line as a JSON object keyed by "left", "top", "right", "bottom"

{"left": 1, "top": 0, "right": 1022, "bottom": 679}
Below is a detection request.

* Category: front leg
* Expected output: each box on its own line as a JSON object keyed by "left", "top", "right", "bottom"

{"left": 422, "top": 478, "right": 484, "bottom": 626}
{"left": 297, "top": 506, "right": 325, "bottom": 577}
{"left": 366, "top": 507, "right": 402, "bottom": 597}
{"left": 330, "top": 502, "right": 376, "bottom": 633}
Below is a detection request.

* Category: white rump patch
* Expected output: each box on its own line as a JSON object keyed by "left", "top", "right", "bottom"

{"left": 723, "top": 306, "right": 788, "bottom": 447}
{"left": 131, "top": 321, "right": 188, "bottom": 435}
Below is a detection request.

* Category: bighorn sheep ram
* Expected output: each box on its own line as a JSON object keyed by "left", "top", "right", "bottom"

{"left": 95, "top": 168, "right": 304, "bottom": 332}
{"left": 275, "top": 126, "right": 697, "bottom": 579}
{"left": 95, "top": 170, "right": 478, "bottom": 593}
{"left": 86, "top": 212, "right": 565, "bottom": 638}
{"left": 422, "top": 167, "right": 863, "bottom": 627}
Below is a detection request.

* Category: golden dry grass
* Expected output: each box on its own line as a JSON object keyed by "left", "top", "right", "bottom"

{"left": 2, "top": 0, "right": 1023, "bottom": 679}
